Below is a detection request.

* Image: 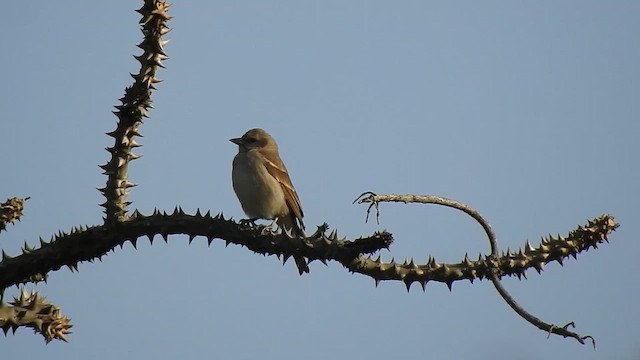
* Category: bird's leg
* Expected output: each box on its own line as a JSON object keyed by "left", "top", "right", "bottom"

{"left": 270, "top": 217, "right": 298, "bottom": 238}
{"left": 253, "top": 218, "right": 279, "bottom": 235}
{"left": 268, "top": 217, "right": 279, "bottom": 231}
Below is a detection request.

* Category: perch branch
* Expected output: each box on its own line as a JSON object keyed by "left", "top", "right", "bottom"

{"left": 0, "top": 210, "right": 392, "bottom": 290}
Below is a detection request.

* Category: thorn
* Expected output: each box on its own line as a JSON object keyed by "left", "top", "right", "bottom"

{"left": 408, "top": 258, "right": 417, "bottom": 269}
{"left": 524, "top": 240, "right": 534, "bottom": 253}
{"left": 533, "top": 262, "right": 544, "bottom": 274}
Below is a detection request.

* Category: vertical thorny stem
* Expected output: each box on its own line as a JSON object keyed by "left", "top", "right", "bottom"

{"left": 98, "top": 0, "right": 171, "bottom": 225}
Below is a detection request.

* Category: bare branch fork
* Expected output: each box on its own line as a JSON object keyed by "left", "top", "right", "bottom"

{"left": 0, "top": 0, "right": 618, "bottom": 346}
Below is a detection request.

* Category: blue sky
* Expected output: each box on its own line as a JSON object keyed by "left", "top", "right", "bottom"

{"left": 2, "top": 2, "right": 639, "bottom": 359}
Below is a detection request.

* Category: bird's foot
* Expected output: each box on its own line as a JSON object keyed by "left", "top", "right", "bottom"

{"left": 239, "top": 218, "right": 259, "bottom": 229}
{"left": 260, "top": 218, "right": 279, "bottom": 235}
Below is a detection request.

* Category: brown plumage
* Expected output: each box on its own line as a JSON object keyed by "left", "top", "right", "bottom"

{"left": 230, "top": 128, "right": 308, "bottom": 274}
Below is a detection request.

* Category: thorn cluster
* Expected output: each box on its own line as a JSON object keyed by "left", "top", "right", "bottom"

{"left": 0, "top": 197, "right": 29, "bottom": 233}
{"left": 0, "top": 288, "right": 72, "bottom": 343}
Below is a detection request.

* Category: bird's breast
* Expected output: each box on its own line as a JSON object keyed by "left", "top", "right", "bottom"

{"left": 232, "top": 152, "right": 287, "bottom": 219}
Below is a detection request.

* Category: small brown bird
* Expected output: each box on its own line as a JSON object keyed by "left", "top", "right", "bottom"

{"left": 230, "top": 128, "right": 309, "bottom": 274}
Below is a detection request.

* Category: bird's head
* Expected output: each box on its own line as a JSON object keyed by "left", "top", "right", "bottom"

{"left": 230, "top": 128, "right": 277, "bottom": 152}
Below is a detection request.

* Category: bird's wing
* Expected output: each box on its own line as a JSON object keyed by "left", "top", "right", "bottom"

{"left": 262, "top": 156, "right": 304, "bottom": 227}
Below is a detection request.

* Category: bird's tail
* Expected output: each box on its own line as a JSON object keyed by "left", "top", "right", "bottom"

{"left": 293, "top": 256, "right": 310, "bottom": 275}
{"left": 277, "top": 215, "right": 309, "bottom": 275}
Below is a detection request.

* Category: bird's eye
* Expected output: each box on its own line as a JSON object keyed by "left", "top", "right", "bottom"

{"left": 245, "top": 137, "right": 257, "bottom": 143}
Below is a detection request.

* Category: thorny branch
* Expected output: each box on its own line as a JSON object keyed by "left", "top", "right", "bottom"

{"left": 354, "top": 192, "right": 608, "bottom": 347}
{"left": 0, "top": 288, "right": 71, "bottom": 343}
{"left": 0, "top": 0, "right": 619, "bottom": 346}
{"left": 1, "top": 0, "right": 172, "bottom": 343}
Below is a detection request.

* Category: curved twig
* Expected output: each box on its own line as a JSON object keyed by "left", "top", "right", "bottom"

{"left": 354, "top": 192, "right": 498, "bottom": 256}
{"left": 354, "top": 192, "right": 595, "bottom": 346}
{"left": 490, "top": 274, "right": 595, "bottom": 348}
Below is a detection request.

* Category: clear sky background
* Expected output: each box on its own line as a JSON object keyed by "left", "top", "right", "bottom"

{"left": 2, "top": 2, "right": 638, "bottom": 359}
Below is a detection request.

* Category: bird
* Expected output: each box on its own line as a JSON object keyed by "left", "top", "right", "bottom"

{"left": 230, "top": 128, "right": 309, "bottom": 274}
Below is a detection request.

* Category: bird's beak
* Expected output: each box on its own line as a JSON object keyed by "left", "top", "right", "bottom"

{"left": 229, "top": 137, "right": 243, "bottom": 145}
